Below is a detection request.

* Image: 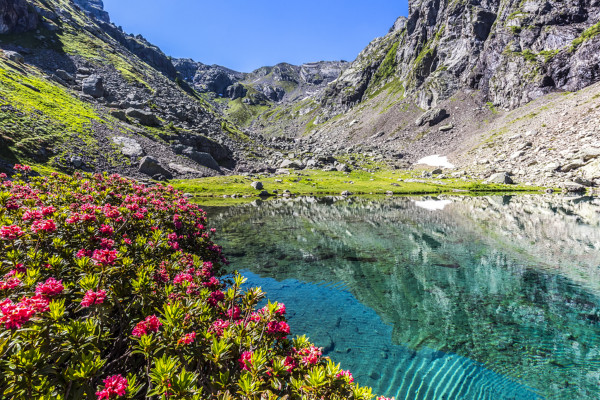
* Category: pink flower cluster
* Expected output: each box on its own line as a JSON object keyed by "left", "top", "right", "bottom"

{"left": 132, "top": 315, "right": 162, "bottom": 337}
{"left": 336, "top": 370, "right": 354, "bottom": 383}
{"left": 35, "top": 278, "right": 64, "bottom": 297}
{"left": 96, "top": 375, "right": 128, "bottom": 399}
{"left": 92, "top": 249, "right": 118, "bottom": 266}
{"left": 0, "top": 225, "right": 24, "bottom": 240}
{"left": 13, "top": 164, "right": 32, "bottom": 172}
{"left": 177, "top": 332, "right": 196, "bottom": 346}
{"left": 81, "top": 290, "right": 107, "bottom": 308}
{"left": 239, "top": 351, "right": 253, "bottom": 371}
{"left": 266, "top": 321, "right": 290, "bottom": 337}
{"left": 0, "top": 278, "right": 21, "bottom": 291}
{"left": 0, "top": 295, "right": 49, "bottom": 329}
{"left": 297, "top": 345, "right": 322, "bottom": 366}
{"left": 284, "top": 356, "right": 297, "bottom": 372}
{"left": 173, "top": 273, "right": 193, "bottom": 285}
{"left": 207, "top": 290, "right": 224, "bottom": 307}
{"left": 99, "top": 224, "right": 114, "bottom": 235}
{"left": 31, "top": 219, "right": 56, "bottom": 234}
{"left": 227, "top": 306, "right": 241, "bottom": 320}
{"left": 210, "top": 319, "right": 230, "bottom": 337}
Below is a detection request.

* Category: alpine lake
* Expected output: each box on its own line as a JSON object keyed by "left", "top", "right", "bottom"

{"left": 199, "top": 194, "right": 600, "bottom": 400}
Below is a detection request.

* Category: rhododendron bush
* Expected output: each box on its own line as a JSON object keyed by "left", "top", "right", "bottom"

{"left": 0, "top": 168, "right": 376, "bottom": 400}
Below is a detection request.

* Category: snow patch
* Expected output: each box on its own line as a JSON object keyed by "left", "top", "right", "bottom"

{"left": 417, "top": 155, "right": 455, "bottom": 169}
{"left": 414, "top": 199, "right": 452, "bottom": 211}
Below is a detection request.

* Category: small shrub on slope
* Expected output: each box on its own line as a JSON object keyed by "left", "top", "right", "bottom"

{"left": 0, "top": 167, "right": 375, "bottom": 400}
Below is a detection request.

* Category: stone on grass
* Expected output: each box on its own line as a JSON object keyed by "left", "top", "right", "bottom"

{"left": 485, "top": 172, "right": 514, "bottom": 184}
{"left": 138, "top": 156, "right": 172, "bottom": 179}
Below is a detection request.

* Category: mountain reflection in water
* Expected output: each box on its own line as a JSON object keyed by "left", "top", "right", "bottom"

{"left": 204, "top": 195, "right": 600, "bottom": 399}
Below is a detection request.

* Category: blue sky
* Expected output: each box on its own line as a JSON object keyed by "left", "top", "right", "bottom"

{"left": 102, "top": 0, "right": 408, "bottom": 72}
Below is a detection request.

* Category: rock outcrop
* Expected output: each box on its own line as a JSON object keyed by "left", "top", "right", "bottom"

{"left": 0, "top": 0, "right": 38, "bottom": 33}
{"left": 321, "top": 0, "right": 600, "bottom": 111}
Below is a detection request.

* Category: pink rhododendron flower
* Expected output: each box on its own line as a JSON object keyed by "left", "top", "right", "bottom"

{"left": 92, "top": 249, "right": 118, "bottom": 266}
{"left": 336, "top": 370, "right": 354, "bottom": 383}
{"left": 41, "top": 206, "right": 56, "bottom": 216}
{"left": 202, "top": 276, "right": 220, "bottom": 289}
{"left": 81, "top": 290, "right": 107, "bottom": 308}
{"left": 132, "top": 315, "right": 162, "bottom": 337}
{"left": 22, "top": 209, "right": 43, "bottom": 221}
{"left": 13, "top": 164, "right": 32, "bottom": 172}
{"left": 0, "top": 278, "right": 21, "bottom": 290}
{"left": 249, "top": 312, "right": 261, "bottom": 322}
{"left": 21, "top": 295, "right": 50, "bottom": 313}
{"left": 267, "top": 321, "right": 290, "bottom": 337}
{"left": 173, "top": 273, "right": 193, "bottom": 285}
{"left": 35, "top": 278, "right": 64, "bottom": 297}
{"left": 275, "top": 303, "right": 286, "bottom": 315}
{"left": 96, "top": 375, "right": 128, "bottom": 399}
{"left": 297, "top": 345, "right": 322, "bottom": 366}
{"left": 284, "top": 356, "right": 297, "bottom": 372}
{"left": 239, "top": 351, "right": 253, "bottom": 371}
{"left": 77, "top": 249, "right": 93, "bottom": 258}
{"left": 177, "top": 332, "right": 196, "bottom": 345}
{"left": 207, "top": 290, "right": 224, "bottom": 306}
{"left": 0, "top": 225, "right": 24, "bottom": 240}
{"left": 210, "top": 319, "right": 230, "bottom": 336}
{"left": 31, "top": 219, "right": 56, "bottom": 234}
{"left": 227, "top": 306, "right": 241, "bottom": 320}
{"left": 100, "top": 225, "right": 114, "bottom": 235}
{"left": 0, "top": 295, "right": 48, "bottom": 329}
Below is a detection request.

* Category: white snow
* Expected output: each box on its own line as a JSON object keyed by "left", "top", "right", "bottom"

{"left": 414, "top": 199, "right": 452, "bottom": 211}
{"left": 417, "top": 155, "right": 455, "bottom": 169}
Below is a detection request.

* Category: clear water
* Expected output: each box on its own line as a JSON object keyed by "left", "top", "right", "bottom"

{"left": 203, "top": 195, "right": 600, "bottom": 399}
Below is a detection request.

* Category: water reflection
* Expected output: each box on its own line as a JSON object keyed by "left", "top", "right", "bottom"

{"left": 205, "top": 195, "right": 600, "bottom": 399}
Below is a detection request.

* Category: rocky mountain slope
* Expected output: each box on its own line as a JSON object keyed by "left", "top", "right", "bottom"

{"left": 0, "top": 0, "right": 269, "bottom": 179}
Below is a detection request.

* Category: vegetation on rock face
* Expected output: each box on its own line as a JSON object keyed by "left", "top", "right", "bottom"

{"left": 0, "top": 167, "right": 378, "bottom": 399}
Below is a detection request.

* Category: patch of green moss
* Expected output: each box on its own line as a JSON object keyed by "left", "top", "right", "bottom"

{"left": 0, "top": 59, "right": 101, "bottom": 162}
{"left": 570, "top": 21, "right": 600, "bottom": 51}
{"left": 371, "top": 41, "right": 400, "bottom": 88}
{"left": 225, "top": 98, "right": 270, "bottom": 127}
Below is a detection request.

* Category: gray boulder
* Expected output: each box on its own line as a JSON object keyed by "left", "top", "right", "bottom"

{"left": 110, "top": 109, "right": 128, "bottom": 122}
{"left": 485, "top": 172, "right": 514, "bottom": 184}
{"left": 280, "top": 159, "right": 302, "bottom": 170}
{"left": 336, "top": 163, "right": 351, "bottom": 172}
{"left": 138, "top": 156, "right": 172, "bottom": 179}
{"left": 182, "top": 148, "right": 220, "bottom": 170}
{"left": 562, "top": 182, "right": 586, "bottom": 193}
{"left": 3, "top": 50, "right": 24, "bottom": 63}
{"left": 82, "top": 75, "right": 104, "bottom": 98}
{"left": 168, "top": 163, "right": 204, "bottom": 175}
{"left": 112, "top": 136, "right": 144, "bottom": 158}
{"left": 416, "top": 108, "right": 448, "bottom": 127}
{"left": 251, "top": 181, "right": 263, "bottom": 190}
{"left": 126, "top": 108, "right": 161, "bottom": 127}
{"left": 55, "top": 69, "right": 74, "bottom": 82}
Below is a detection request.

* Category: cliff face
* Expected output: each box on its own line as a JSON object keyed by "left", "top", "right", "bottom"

{"left": 322, "top": 0, "right": 600, "bottom": 112}
{"left": 0, "top": 0, "right": 38, "bottom": 33}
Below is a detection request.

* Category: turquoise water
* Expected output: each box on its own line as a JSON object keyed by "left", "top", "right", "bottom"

{"left": 204, "top": 195, "right": 600, "bottom": 399}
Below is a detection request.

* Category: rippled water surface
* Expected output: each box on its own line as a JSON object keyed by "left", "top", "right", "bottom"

{"left": 203, "top": 195, "right": 600, "bottom": 399}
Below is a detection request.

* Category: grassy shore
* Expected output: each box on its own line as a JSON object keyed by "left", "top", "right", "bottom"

{"left": 172, "top": 169, "right": 544, "bottom": 206}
